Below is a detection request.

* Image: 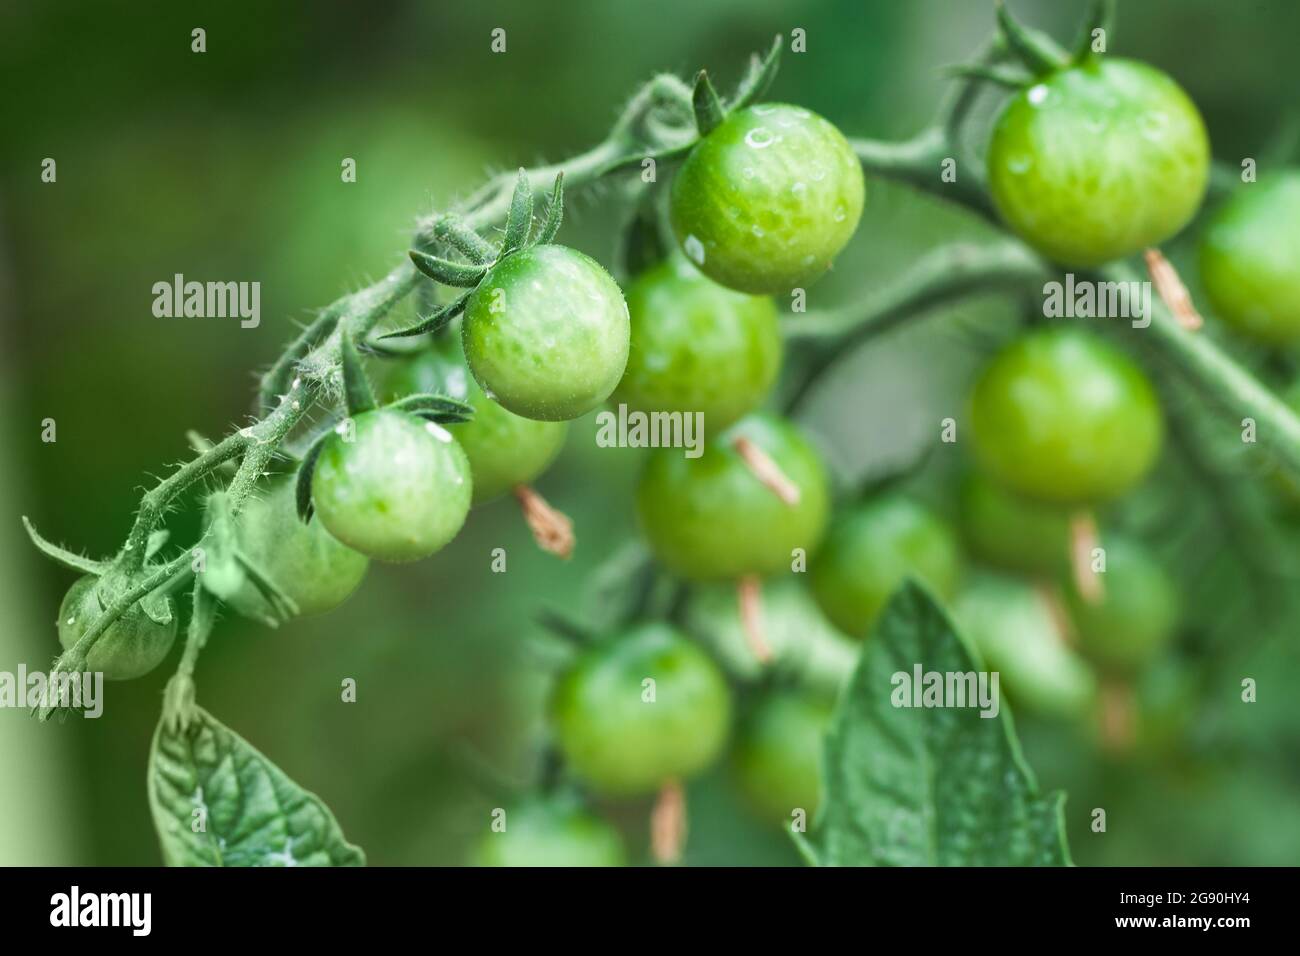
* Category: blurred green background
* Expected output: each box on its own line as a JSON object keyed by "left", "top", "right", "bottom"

{"left": 2, "top": 0, "right": 1300, "bottom": 866}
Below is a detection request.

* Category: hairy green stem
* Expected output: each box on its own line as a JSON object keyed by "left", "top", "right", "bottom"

{"left": 784, "top": 240, "right": 1047, "bottom": 411}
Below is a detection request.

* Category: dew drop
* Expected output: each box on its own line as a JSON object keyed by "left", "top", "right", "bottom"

{"left": 1027, "top": 84, "right": 1049, "bottom": 106}
{"left": 743, "top": 167, "right": 755, "bottom": 179}
{"left": 751, "top": 224, "right": 765, "bottom": 238}
{"left": 752, "top": 104, "right": 777, "bottom": 116}
{"left": 684, "top": 234, "right": 706, "bottom": 265}
{"left": 1006, "top": 155, "right": 1033, "bottom": 175}
{"left": 744, "top": 127, "right": 776, "bottom": 149}
{"left": 833, "top": 204, "right": 847, "bottom": 222}
{"left": 810, "top": 164, "right": 827, "bottom": 182}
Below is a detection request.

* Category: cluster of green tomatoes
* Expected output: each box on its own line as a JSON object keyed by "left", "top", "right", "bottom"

{"left": 54, "top": 28, "right": 1300, "bottom": 865}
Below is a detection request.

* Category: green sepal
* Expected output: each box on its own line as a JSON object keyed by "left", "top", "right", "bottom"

{"left": 140, "top": 589, "right": 174, "bottom": 626}
{"left": 615, "top": 201, "right": 669, "bottom": 281}
{"left": 995, "top": 0, "right": 1069, "bottom": 76}
{"left": 295, "top": 434, "right": 331, "bottom": 523}
{"left": 377, "top": 288, "right": 473, "bottom": 340}
{"left": 535, "top": 173, "right": 565, "bottom": 246}
{"left": 339, "top": 336, "right": 376, "bottom": 416}
{"left": 943, "top": 62, "right": 1035, "bottom": 90}
{"left": 21, "top": 516, "right": 108, "bottom": 575}
{"left": 430, "top": 216, "right": 495, "bottom": 264}
{"left": 1072, "top": 0, "right": 1115, "bottom": 64}
{"left": 385, "top": 393, "right": 475, "bottom": 424}
{"left": 691, "top": 70, "right": 727, "bottom": 137}
{"left": 409, "top": 249, "right": 489, "bottom": 288}
{"left": 729, "top": 34, "right": 782, "bottom": 110}
{"left": 234, "top": 551, "right": 300, "bottom": 625}
{"left": 501, "top": 168, "right": 534, "bottom": 256}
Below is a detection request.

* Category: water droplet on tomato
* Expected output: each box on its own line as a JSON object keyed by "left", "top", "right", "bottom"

{"left": 745, "top": 127, "right": 776, "bottom": 149}
{"left": 1027, "top": 84, "right": 1049, "bottom": 106}
{"left": 684, "top": 235, "right": 706, "bottom": 265}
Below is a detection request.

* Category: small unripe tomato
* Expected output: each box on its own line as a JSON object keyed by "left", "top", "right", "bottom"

{"left": 1062, "top": 536, "right": 1178, "bottom": 674}
{"left": 987, "top": 59, "right": 1209, "bottom": 267}
{"left": 1199, "top": 172, "right": 1300, "bottom": 345}
{"left": 635, "top": 413, "right": 830, "bottom": 580}
{"left": 683, "top": 578, "right": 856, "bottom": 694}
{"left": 470, "top": 798, "right": 625, "bottom": 867}
{"left": 311, "top": 409, "right": 471, "bottom": 562}
{"left": 227, "top": 476, "right": 369, "bottom": 624}
{"left": 960, "top": 472, "right": 1073, "bottom": 577}
{"left": 462, "top": 244, "right": 629, "bottom": 421}
{"left": 383, "top": 339, "right": 567, "bottom": 504}
{"left": 670, "top": 104, "right": 865, "bottom": 294}
{"left": 550, "top": 622, "right": 731, "bottom": 795}
{"left": 968, "top": 327, "right": 1163, "bottom": 506}
{"left": 953, "top": 573, "right": 1096, "bottom": 719}
{"left": 730, "top": 690, "right": 835, "bottom": 825}
{"left": 613, "top": 256, "right": 782, "bottom": 434}
{"left": 58, "top": 576, "right": 177, "bottom": 681}
{"left": 809, "top": 494, "right": 961, "bottom": 639}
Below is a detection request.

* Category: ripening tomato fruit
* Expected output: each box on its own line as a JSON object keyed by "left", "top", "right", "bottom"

{"left": 1062, "top": 536, "right": 1178, "bottom": 674}
{"left": 968, "top": 327, "right": 1163, "bottom": 505}
{"left": 613, "top": 256, "right": 782, "bottom": 434}
{"left": 953, "top": 573, "right": 1096, "bottom": 719}
{"left": 987, "top": 59, "right": 1210, "bottom": 267}
{"left": 1199, "top": 172, "right": 1300, "bottom": 345}
{"left": 471, "top": 798, "right": 625, "bottom": 867}
{"left": 683, "top": 578, "right": 856, "bottom": 693}
{"left": 226, "top": 476, "right": 369, "bottom": 624}
{"left": 670, "top": 104, "right": 865, "bottom": 294}
{"left": 635, "top": 413, "right": 830, "bottom": 580}
{"left": 731, "top": 690, "right": 835, "bottom": 825}
{"left": 462, "top": 244, "right": 629, "bottom": 421}
{"left": 383, "top": 339, "right": 567, "bottom": 504}
{"left": 960, "top": 472, "right": 1073, "bottom": 577}
{"left": 58, "top": 576, "right": 177, "bottom": 681}
{"left": 550, "top": 622, "right": 731, "bottom": 795}
{"left": 311, "top": 409, "right": 472, "bottom": 562}
{"left": 809, "top": 494, "right": 961, "bottom": 640}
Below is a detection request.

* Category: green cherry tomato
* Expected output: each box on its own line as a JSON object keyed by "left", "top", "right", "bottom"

{"left": 968, "top": 327, "right": 1164, "bottom": 506}
{"left": 613, "top": 256, "right": 782, "bottom": 434}
{"left": 311, "top": 409, "right": 472, "bottom": 562}
{"left": 550, "top": 622, "right": 732, "bottom": 795}
{"left": 227, "top": 476, "right": 369, "bottom": 624}
{"left": 635, "top": 413, "right": 830, "bottom": 580}
{"left": 683, "top": 578, "right": 856, "bottom": 693}
{"left": 1062, "top": 536, "right": 1178, "bottom": 674}
{"left": 953, "top": 573, "right": 1096, "bottom": 719}
{"left": 670, "top": 104, "right": 865, "bottom": 294}
{"left": 731, "top": 690, "right": 835, "bottom": 825}
{"left": 462, "top": 244, "right": 629, "bottom": 421}
{"left": 960, "top": 472, "right": 1073, "bottom": 576}
{"left": 809, "top": 494, "right": 961, "bottom": 640}
{"left": 58, "top": 576, "right": 177, "bottom": 681}
{"left": 1199, "top": 173, "right": 1300, "bottom": 345}
{"left": 471, "top": 798, "right": 625, "bottom": 867}
{"left": 987, "top": 59, "right": 1210, "bottom": 267}
{"left": 383, "top": 339, "right": 567, "bottom": 504}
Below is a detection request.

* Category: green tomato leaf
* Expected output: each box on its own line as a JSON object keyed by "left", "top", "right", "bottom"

{"left": 1072, "top": 0, "right": 1115, "bottom": 64}
{"left": 501, "top": 168, "right": 534, "bottom": 256}
{"left": 140, "top": 590, "right": 174, "bottom": 626}
{"left": 149, "top": 706, "right": 365, "bottom": 866}
{"left": 21, "top": 516, "right": 108, "bottom": 575}
{"left": 728, "top": 34, "right": 782, "bottom": 110}
{"left": 798, "top": 581, "right": 1072, "bottom": 867}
